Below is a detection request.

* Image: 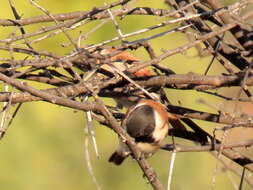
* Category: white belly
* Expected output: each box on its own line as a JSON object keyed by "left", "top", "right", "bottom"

{"left": 152, "top": 111, "right": 169, "bottom": 143}
{"left": 137, "top": 142, "right": 159, "bottom": 153}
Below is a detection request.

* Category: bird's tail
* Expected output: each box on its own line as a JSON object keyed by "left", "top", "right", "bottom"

{"left": 108, "top": 151, "right": 127, "bottom": 165}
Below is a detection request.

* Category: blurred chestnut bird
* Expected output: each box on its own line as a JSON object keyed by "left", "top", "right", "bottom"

{"left": 109, "top": 99, "right": 170, "bottom": 165}
{"left": 100, "top": 48, "right": 153, "bottom": 77}
{"left": 99, "top": 48, "right": 156, "bottom": 108}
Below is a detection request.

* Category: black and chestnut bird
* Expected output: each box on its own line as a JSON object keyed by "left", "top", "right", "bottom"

{"left": 109, "top": 99, "right": 173, "bottom": 165}
{"left": 105, "top": 49, "right": 187, "bottom": 165}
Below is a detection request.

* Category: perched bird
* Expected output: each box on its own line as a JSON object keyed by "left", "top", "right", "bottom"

{"left": 104, "top": 49, "right": 187, "bottom": 164}
{"left": 99, "top": 48, "right": 156, "bottom": 108}
{"left": 100, "top": 48, "right": 153, "bottom": 77}
{"left": 109, "top": 99, "right": 171, "bottom": 165}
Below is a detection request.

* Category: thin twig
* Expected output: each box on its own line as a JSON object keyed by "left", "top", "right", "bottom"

{"left": 238, "top": 167, "right": 246, "bottom": 190}
{"left": 107, "top": 7, "right": 125, "bottom": 42}
{"left": 29, "top": 0, "right": 77, "bottom": 48}
{"left": 84, "top": 96, "right": 100, "bottom": 158}
{"left": 84, "top": 122, "right": 101, "bottom": 190}
{"left": 0, "top": 85, "right": 11, "bottom": 139}
{"left": 167, "top": 151, "right": 176, "bottom": 190}
{"left": 162, "top": 139, "right": 253, "bottom": 152}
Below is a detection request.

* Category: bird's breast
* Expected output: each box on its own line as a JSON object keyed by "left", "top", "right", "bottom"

{"left": 136, "top": 142, "right": 159, "bottom": 154}
{"left": 152, "top": 111, "right": 169, "bottom": 144}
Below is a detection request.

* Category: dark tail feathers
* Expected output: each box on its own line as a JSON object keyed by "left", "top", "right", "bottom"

{"left": 108, "top": 151, "right": 126, "bottom": 165}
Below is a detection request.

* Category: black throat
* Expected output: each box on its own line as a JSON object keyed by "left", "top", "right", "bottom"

{"left": 126, "top": 105, "right": 156, "bottom": 143}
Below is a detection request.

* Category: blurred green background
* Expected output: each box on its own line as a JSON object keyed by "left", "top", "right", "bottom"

{"left": 0, "top": 0, "right": 251, "bottom": 190}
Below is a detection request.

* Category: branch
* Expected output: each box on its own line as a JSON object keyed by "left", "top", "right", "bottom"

{"left": 136, "top": 72, "right": 252, "bottom": 89}
{"left": 162, "top": 139, "right": 253, "bottom": 152}
{"left": 0, "top": 73, "right": 100, "bottom": 112}
{"left": 0, "top": 7, "right": 175, "bottom": 27}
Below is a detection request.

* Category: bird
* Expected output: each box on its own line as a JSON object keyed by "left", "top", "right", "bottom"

{"left": 108, "top": 99, "right": 171, "bottom": 165}
{"left": 103, "top": 48, "right": 187, "bottom": 164}
{"left": 100, "top": 47, "right": 153, "bottom": 78}
{"left": 99, "top": 47, "right": 158, "bottom": 108}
